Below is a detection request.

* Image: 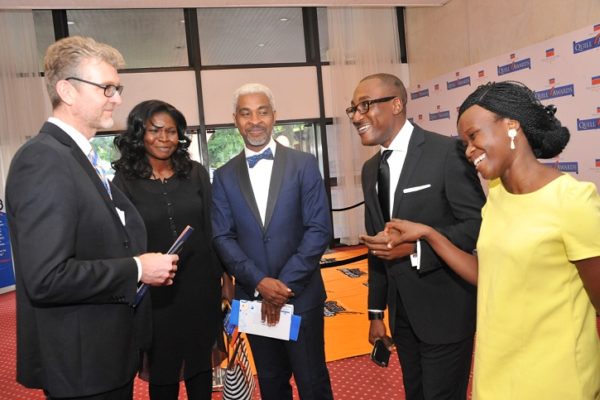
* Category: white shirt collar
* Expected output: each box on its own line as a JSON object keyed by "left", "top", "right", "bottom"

{"left": 244, "top": 137, "right": 277, "bottom": 158}
{"left": 48, "top": 117, "right": 92, "bottom": 156}
{"left": 381, "top": 119, "right": 414, "bottom": 154}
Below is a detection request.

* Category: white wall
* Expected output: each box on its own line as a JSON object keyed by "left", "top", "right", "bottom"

{"left": 405, "top": 0, "right": 600, "bottom": 83}
{"left": 201, "top": 66, "right": 320, "bottom": 124}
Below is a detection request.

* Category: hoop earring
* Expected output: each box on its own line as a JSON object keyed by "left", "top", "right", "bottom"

{"left": 508, "top": 128, "right": 517, "bottom": 150}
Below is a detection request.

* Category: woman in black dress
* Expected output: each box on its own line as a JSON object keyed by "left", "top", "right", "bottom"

{"left": 113, "top": 100, "right": 229, "bottom": 400}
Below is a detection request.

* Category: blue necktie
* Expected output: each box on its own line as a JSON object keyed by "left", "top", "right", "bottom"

{"left": 88, "top": 148, "right": 112, "bottom": 199}
{"left": 246, "top": 147, "right": 274, "bottom": 168}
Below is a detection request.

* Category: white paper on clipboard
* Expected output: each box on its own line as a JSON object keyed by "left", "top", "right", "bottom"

{"left": 237, "top": 300, "right": 294, "bottom": 341}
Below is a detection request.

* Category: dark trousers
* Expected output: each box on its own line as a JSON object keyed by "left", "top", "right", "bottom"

{"left": 45, "top": 379, "right": 134, "bottom": 400}
{"left": 149, "top": 370, "right": 212, "bottom": 400}
{"left": 247, "top": 306, "right": 333, "bottom": 400}
{"left": 392, "top": 293, "right": 473, "bottom": 400}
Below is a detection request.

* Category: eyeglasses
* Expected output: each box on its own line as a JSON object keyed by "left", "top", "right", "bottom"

{"left": 346, "top": 96, "right": 397, "bottom": 119}
{"left": 65, "top": 77, "right": 124, "bottom": 98}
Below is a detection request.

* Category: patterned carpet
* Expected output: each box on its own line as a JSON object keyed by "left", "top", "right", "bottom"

{"left": 0, "top": 289, "right": 407, "bottom": 400}
{"left": 0, "top": 244, "right": 413, "bottom": 400}
{"left": 3, "top": 242, "right": 597, "bottom": 399}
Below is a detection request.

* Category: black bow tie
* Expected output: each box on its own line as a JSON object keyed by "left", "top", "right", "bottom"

{"left": 246, "top": 148, "right": 274, "bottom": 168}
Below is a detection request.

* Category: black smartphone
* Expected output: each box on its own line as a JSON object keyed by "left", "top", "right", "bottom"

{"left": 370, "top": 338, "right": 392, "bottom": 367}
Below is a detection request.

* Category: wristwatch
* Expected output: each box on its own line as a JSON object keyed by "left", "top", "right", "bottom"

{"left": 368, "top": 311, "right": 384, "bottom": 320}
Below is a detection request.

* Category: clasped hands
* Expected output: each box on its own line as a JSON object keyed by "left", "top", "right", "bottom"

{"left": 257, "top": 277, "right": 295, "bottom": 326}
{"left": 359, "top": 219, "right": 429, "bottom": 261}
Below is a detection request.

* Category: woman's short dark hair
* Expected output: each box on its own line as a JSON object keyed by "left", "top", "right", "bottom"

{"left": 113, "top": 100, "right": 192, "bottom": 179}
{"left": 457, "top": 81, "right": 570, "bottom": 159}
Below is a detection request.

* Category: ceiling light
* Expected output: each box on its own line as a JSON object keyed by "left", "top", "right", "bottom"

{"left": 67, "top": 20, "right": 75, "bottom": 25}
{"left": 280, "top": 17, "right": 289, "bottom": 22}
{"left": 257, "top": 43, "right": 265, "bottom": 47}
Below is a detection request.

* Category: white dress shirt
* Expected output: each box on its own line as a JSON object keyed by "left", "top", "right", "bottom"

{"left": 245, "top": 138, "right": 277, "bottom": 225}
{"left": 48, "top": 117, "right": 92, "bottom": 157}
{"left": 379, "top": 119, "right": 414, "bottom": 214}
{"left": 378, "top": 120, "right": 421, "bottom": 269}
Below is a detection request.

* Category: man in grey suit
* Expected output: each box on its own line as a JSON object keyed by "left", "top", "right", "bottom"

{"left": 6, "top": 36, "right": 178, "bottom": 399}
{"left": 350, "top": 73, "right": 485, "bottom": 400}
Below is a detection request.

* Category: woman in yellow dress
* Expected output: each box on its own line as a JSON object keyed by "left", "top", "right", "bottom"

{"left": 383, "top": 81, "right": 600, "bottom": 399}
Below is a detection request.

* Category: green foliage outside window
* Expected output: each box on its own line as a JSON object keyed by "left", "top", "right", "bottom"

{"left": 207, "top": 124, "right": 315, "bottom": 172}
{"left": 91, "top": 135, "right": 120, "bottom": 178}
{"left": 207, "top": 128, "right": 245, "bottom": 170}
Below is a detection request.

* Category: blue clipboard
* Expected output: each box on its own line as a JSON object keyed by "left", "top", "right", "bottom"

{"left": 133, "top": 225, "right": 194, "bottom": 307}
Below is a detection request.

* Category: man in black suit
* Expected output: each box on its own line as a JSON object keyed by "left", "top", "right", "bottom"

{"left": 351, "top": 73, "right": 485, "bottom": 400}
{"left": 6, "top": 36, "right": 178, "bottom": 400}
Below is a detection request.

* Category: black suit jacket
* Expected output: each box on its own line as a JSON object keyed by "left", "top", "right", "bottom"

{"left": 6, "top": 122, "right": 150, "bottom": 397}
{"left": 362, "top": 124, "right": 485, "bottom": 344}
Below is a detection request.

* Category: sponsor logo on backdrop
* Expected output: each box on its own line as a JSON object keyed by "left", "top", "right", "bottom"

{"left": 543, "top": 161, "right": 579, "bottom": 174}
{"left": 410, "top": 84, "right": 430, "bottom": 100}
{"left": 478, "top": 70, "right": 485, "bottom": 78}
{"left": 429, "top": 105, "right": 450, "bottom": 121}
{"left": 587, "top": 75, "right": 600, "bottom": 92}
{"left": 577, "top": 118, "right": 600, "bottom": 131}
{"left": 542, "top": 47, "right": 559, "bottom": 63}
{"left": 535, "top": 79, "right": 575, "bottom": 100}
{"left": 586, "top": 157, "right": 600, "bottom": 173}
{"left": 446, "top": 72, "right": 471, "bottom": 90}
{"left": 572, "top": 24, "right": 600, "bottom": 54}
{"left": 434, "top": 83, "right": 440, "bottom": 91}
{"left": 497, "top": 53, "right": 532, "bottom": 75}
{"left": 577, "top": 108, "right": 600, "bottom": 131}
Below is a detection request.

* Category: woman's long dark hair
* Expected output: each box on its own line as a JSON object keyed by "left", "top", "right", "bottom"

{"left": 113, "top": 100, "right": 192, "bottom": 179}
{"left": 457, "top": 81, "right": 570, "bottom": 159}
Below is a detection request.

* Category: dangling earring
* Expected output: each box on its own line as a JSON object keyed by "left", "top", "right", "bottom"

{"left": 507, "top": 128, "right": 517, "bottom": 150}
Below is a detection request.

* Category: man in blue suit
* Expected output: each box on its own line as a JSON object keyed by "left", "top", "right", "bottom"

{"left": 212, "top": 83, "right": 334, "bottom": 400}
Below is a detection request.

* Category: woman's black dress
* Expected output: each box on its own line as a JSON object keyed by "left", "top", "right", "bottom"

{"left": 113, "top": 162, "right": 222, "bottom": 384}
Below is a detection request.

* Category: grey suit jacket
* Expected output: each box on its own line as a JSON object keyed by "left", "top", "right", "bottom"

{"left": 6, "top": 122, "right": 150, "bottom": 397}
{"left": 362, "top": 124, "right": 485, "bottom": 344}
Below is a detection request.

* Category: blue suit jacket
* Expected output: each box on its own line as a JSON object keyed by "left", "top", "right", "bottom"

{"left": 211, "top": 144, "right": 331, "bottom": 313}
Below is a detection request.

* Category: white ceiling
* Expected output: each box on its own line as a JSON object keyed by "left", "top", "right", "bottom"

{"left": 1, "top": 0, "right": 451, "bottom": 10}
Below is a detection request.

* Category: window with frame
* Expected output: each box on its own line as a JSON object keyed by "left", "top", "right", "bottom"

{"left": 196, "top": 8, "right": 306, "bottom": 66}
{"left": 66, "top": 9, "right": 188, "bottom": 69}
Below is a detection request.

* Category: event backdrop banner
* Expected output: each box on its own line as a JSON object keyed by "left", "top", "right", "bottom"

{"left": 407, "top": 23, "right": 600, "bottom": 188}
{"left": 0, "top": 197, "right": 15, "bottom": 290}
